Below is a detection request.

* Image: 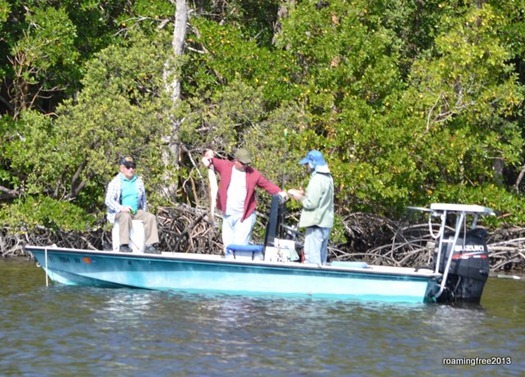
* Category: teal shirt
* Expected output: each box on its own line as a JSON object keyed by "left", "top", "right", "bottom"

{"left": 121, "top": 175, "right": 140, "bottom": 212}
{"left": 105, "top": 173, "right": 148, "bottom": 223}
{"left": 298, "top": 171, "right": 334, "bottom": 228}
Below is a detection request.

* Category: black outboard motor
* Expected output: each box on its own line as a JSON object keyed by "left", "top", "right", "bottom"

{"left": 435, "top": 228, "right": 490, "bottom": 304}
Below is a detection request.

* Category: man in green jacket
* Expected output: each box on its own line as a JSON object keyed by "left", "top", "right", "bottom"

{"left": 289, "top": 150, "right": 334, "bottom": 265}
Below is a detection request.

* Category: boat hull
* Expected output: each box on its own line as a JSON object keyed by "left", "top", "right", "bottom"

{"left": 27, "top": 246, "right": 440, "bottom": 303}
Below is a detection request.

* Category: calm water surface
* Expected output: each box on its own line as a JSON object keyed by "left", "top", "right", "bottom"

{"left": 1, "top": 258, "right": 523, "bottom": 376}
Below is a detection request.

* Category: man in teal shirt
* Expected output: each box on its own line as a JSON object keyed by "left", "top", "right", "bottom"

{"left": 105, "top": 156, "right": 160, "bottom": 254}
{"left": 289, "top": 150, "right": 334, "bottom": 265}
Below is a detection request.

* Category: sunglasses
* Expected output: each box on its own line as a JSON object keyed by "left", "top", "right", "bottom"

{"left": 123, "top": 164, "right": 135, "bottom": 169}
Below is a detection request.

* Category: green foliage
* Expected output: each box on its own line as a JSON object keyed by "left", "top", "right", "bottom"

{"left": 2, "top": 110, "right": 57, "bottom": 196}
{"left": 430, "top": 183, "right": 525, "bottom": 228}
{"left": 0, "top": 0, "right": 9, "bottom": 61}
{"left": 180, "top": 80, "right": 266, "bottom": 155}
{"left": 184, "top": 18, "right": 300, "bottom": 107}
{"left": 2, "top": 0, "right": 172, "bottom": 115}
{"left": 269, "top": 0, "right": 525, "bottom": 220}
{"left": 399, "top": 5, "right": 525, "bottom": 209}
{"left": 2, "top": 30, "right": 175, "bottom": 227}
{"left": 0, "top": 195, "right": 96, "bottom": 231}
{"left": 243, "top": 101, "right": 310, "bottom": 189}
{"left": 7, "top": 5, "right": 79, "bottom": 115}
{"left": 2, "top": 0, "right": 525, "bottom": 236}
{"left": 50, "top": 30, "right": 174, "bottom": 208}
{"left": 494, "top": 0, "right": 525, "bottom": 57}
{"left": 0, "top": 115, "right": 19, "bottom": 190}
{"left": 189, "top": 0, "right": 280, "bottom": 46}
{"left": 0, "top": 0, "right": 8, "bottom": 21}
{"left": 181, "top": 0, "right": 525, "bottom": 225}
{"left": 14, "top": 6, "right": 78, "bottom": 68}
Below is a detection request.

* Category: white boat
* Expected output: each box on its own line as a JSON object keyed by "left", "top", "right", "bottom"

{"left": 26, "top": 202, "right": 495, "bottom": 304}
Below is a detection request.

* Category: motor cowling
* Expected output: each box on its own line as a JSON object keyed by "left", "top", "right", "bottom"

{"left": 436, "top": 228, "right": 490, "bottom": 304}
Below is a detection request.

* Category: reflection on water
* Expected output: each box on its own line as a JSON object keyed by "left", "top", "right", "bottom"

{"left": 1, "top": 259, "right": 524, "bottom": 377}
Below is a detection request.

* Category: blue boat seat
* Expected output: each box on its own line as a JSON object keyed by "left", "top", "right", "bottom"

{"left": 225, "top": 244, "right": 264, "bottom": 261}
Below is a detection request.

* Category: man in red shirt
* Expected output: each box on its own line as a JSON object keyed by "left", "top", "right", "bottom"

{"left": 202, "top": 148, "right": 288, "bottom": 252}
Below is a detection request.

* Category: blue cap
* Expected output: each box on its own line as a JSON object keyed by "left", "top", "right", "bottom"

{"left": 299, "top": 150, "right": 327, "bottom": 167}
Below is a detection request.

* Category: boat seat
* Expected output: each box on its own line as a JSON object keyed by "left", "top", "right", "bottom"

{"left": 225, "top": 244, "right": 264, "bottom": 261}
{"left": 112, "top": 220, "right": 145, "bottom": 253}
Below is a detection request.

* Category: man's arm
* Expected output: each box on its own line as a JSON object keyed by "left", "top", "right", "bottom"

{"left": 137, "top": 177, "right": 148, "bottom": 212}
{"left": 105, "top": 177, "right": 122, "bottom": 212}
{"left": 255, "top": 171, "right": 288, "bottom": 201}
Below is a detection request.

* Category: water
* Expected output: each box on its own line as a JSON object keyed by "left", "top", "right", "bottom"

{"left": 1, "top": 258, "right": 523, "bottom": 377}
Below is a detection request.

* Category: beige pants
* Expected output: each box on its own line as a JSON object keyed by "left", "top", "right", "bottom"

{"left": 115, "top": 210, "right": 159, "bottom": 246}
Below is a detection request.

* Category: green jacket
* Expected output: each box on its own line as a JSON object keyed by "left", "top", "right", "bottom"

{"left": 298, "top": 171, "right": 334, "bottom": 228}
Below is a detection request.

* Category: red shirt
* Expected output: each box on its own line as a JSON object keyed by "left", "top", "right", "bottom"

{"left": 211, "top": 157, "right": 282, "bottom": 221}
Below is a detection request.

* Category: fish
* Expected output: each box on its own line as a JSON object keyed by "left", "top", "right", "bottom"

{"left": 208, "top": 164, "right": 218, "bottom": 224}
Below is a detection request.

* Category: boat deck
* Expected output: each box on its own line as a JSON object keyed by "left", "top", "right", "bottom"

{"left": 32, "top": 246, "right": 440, "bottom": 279}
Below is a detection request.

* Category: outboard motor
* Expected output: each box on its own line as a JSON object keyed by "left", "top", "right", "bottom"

{"left": 435, "top": 228, "right": 490, "bottom": 304}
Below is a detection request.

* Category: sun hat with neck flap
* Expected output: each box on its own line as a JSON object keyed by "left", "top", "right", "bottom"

{"left": 299, "top": 150, "right": 330, "bottom": 173}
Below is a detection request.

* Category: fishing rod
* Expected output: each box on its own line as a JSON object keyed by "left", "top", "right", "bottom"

{"left": 280, "top": 128, "right": 288, "bottom": 239}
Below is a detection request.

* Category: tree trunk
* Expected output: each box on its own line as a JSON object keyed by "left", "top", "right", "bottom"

{"left": 169, "top": 0, "right": 188, "bottom": 103}
{"left": 163, "top": 0, "right": 189, "bottom": 200}
{"left": 514, "top": 164, "right": 525, "bottom": 193}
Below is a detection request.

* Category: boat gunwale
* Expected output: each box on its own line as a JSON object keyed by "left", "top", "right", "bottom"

{"left": 26, "top": 245, "right": 441, "bottom": 280}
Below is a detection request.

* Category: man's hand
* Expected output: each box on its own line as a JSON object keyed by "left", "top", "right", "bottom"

{"left": 277, "top": 191, "right": 289, "bottom": 204}
{"left": 202, "top": 149, "right": 215, "bottom": 168}
{"left": 287, "top": 188, "right": 305, "bottom": 200}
